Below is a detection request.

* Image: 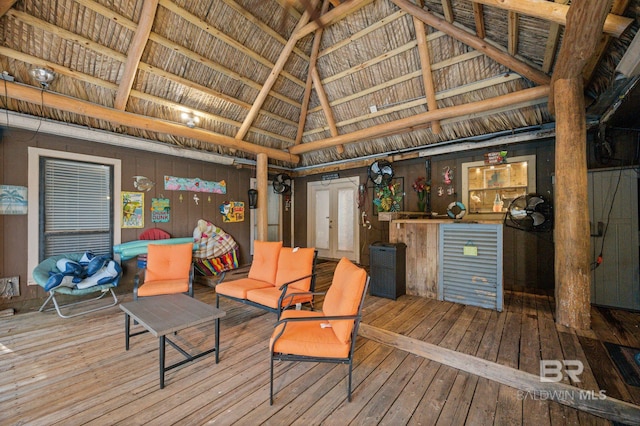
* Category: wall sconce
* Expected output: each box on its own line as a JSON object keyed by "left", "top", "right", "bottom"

{"left": 29, "top": 67, "right": 55, "bottom": 89}
{"left": 248, "top": 189, "right": 258, "bottom": 209}
{"left": 181, "top": 112, "right": 199, "bottom": 128}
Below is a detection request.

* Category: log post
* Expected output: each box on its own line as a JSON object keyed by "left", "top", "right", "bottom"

{"left": 554, "top": 77, "right": 591, "bottom": 330}
{"left": 256, "top": 153, "right": 269, "bottom": 241}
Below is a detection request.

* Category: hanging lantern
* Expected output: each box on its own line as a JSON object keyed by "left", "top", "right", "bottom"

{"left": 248, "top": 189, "right": 258, "bottom": 209}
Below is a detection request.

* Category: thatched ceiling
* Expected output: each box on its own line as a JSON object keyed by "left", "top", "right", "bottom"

{"left": 0, "top": 0, "right": 638, "bottom": 170}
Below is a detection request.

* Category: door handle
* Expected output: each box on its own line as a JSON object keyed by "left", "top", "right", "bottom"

{"left": 590, "top": 221, "right": 604, "bottom": 237}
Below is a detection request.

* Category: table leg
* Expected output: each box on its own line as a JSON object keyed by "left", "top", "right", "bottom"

{"left": 159, "top": 335, "right": 165, "bottom": 389}
{"left": 125, "top": 313, "right": 130, "bottom": 350}
{"left": 215, "top": 317, "right": 220, "bottom": 364}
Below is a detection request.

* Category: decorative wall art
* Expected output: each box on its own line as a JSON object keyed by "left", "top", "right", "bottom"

{"left": 151, "top": 197, "right": 170, "bottom": 223}
{"left": 122, "top": 192, "right": 144, "bottom": 228}
{"left": 372, "top": 178, "right": 404, "bottom": 214}
{"left": 132, "top": 176, "right": 155, "bottom": 191}
{"left": 164, "top": 176, "right": 226, "bottom": 194}
{"left": 0, "top": 185, "right": 28, "bottom": 215}
{"left": 219, "top": 201, "right": 245, "bottom": 223}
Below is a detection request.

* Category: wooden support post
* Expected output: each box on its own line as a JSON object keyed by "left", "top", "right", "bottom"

{"left": 554, "top": 77, "right": 591, "bottom": 330}
{"left": 256, "top": 153, "right": 269, "bottom": 242}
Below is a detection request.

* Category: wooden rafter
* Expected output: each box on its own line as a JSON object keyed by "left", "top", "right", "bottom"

{"left": 235, "top": 3, "right": 315, "bottom": 140}
{"left": 583, "top": 0, "right": 631, "bottom": 84}
{"left": 440, "top": 0, "right": 454, "bottom": 23}
{"left": 391, "top": 0, "right": 550, "bottom": 85}
{"left": 507, "top": 10, "right": 519, "bottom": 56}
{"left": 311, "top": 67, "right": 343, "bottom": 153}
{"left": 470, "top": 0, "right": 632, "bottom": 38}
{"left": 219, "top": 0, "right": 309, "bottom": 60}
{"left": 413, "top": 16, "right": 441, "bottom": 133}
{"left": 159, "top": 0, "right": 305, "bottom": 88}
{"left": 7, "top": 6, "right": 302, "bottom": 114}
{"left": 296, "top": 0, "right": 330, "bottom": 145}
{"left": 304, "top": 73, "right": 522, "bottom": 137}
{"left": 289, "top": 85, "right": 549, "bottom": 155}
{"left": 318, "top": 9, "right": 407, "bottom": 58}
{"left": 549, "top": 0, "right": 614, "bottom": 113}
{"left": 294, "top": 0, "right": 375, "bottom": 41}
{"left": 113, "top": 0, "right": 158, "bottom": 111}
{"left": 1, "top": 81, "right": 299, "bottom": 162}
{"left": 541, "top": 0, "right": 569, "bottom": 74}
{"left": 472, "top": 2, "right": 486, "bottom": 39}
{"left": 0, "top": 43, "right": 296, "bottom": 132}
{"left": 0, "top": 0, "right": 16, "bottom": 17}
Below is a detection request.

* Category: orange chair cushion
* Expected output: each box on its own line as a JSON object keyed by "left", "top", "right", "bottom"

{"left": 247, "top": 241, "right": 283, "bottom": 285}
{"left": 137, "top": 279, "right": 189, "bottom": 297}
{"left": 274, "top": 247, "right": 315, "bottom": 291}
{"left": 246, "top": 287, "right": 313, "bottom": 309}
{"left": 270, "top": 310, "right": 351, "bottom": 358}
{"left": 323, "top": 257, "right": 367, "bottom": 344}
{"left": 216, "top": 278, "right": 273, "bottom": 299}
{"left": 145, "top": 243, "right": 193, "bottom": 282}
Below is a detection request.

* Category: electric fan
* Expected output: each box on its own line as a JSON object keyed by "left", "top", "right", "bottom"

{"left": 272, "top": 173, "right": 292, "bottom": 194}
{"left": 368, "top": 160, "right": 394, "bottom": 186}
{"left": 504, "top": 193, "right": 553, "bottom": 232}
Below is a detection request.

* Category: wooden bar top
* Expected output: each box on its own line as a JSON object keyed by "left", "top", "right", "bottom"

{"left": 391, "top": 218, "right": 503, "bottom": 224}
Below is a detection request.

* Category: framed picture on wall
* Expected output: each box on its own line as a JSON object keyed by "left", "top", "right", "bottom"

{"left": 122, "top": 191, "right": 144, "bottom": 228}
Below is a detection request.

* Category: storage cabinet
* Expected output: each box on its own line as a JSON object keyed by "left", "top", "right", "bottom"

{"left": 369, "top": 242, "right": 406, "bottom": 300}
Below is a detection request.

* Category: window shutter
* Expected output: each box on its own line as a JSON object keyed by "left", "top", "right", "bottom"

{"left": 42, "top": 158, "right": 113, "bottom": 258}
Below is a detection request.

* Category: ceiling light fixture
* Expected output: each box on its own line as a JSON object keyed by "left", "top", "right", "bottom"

{"left": 181, "top": 112, "right": 199, "bottom": 128}
{"left": 29, "top": 67, "right": 55, "bottom": 89}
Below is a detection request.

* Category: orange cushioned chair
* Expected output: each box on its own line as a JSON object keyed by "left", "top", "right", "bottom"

{"left": 134, "top": 242, "right": 194, "bottom": 299}
{"left": 245, "top": 246, "right": 317, "bottom": 313}
{"left": 269, "top": 257, "right": 369, "bottom": 404}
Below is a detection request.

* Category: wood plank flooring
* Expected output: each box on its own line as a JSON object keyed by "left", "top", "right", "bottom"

{"left": 1, "top": 260, "right": 639, "bottom": 425}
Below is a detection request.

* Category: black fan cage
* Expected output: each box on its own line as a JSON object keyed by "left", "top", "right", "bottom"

{"left": 504, "top": 194, "right": 554, "bottom": 232}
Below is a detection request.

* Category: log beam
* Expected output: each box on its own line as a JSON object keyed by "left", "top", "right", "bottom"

{"left": 288, "top": 85, "right": 549, "bottom": 155}
{"left": 552, "top": 0, "right": 614, "bottom": 330}
{"left": 235, "top": 2, "right": 315, "bottom": 140}
{"left": 2, "top": 81, "right": 299, "bottom": 163}
{"left": 470, "top": 0, "right": 631, "bottom": 38}
{"left": 0, "top": 0, "right": 16, "bottom": 17}
{"left": 256, "top": 153, "right": 269, "bottom": 241}
{"left": 554, "top": 77, "right": 591, "bottom": 330}
{"left": 113, "top": 0, "right": 158, "bottom": 111}
{"left": 391, "top": 0, "right": 550, "bottom": 86}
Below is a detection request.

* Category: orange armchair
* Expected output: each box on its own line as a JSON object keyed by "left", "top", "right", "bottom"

{"left": 134, "top": 242, "right": 195, "bottom": 299}
{"left": 269, "top": 257, "right": 369, "bottom": 404}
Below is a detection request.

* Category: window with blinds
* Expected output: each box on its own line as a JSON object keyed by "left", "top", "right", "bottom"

{"left": 40, "top": 157, "right": 113, "bottom": 260}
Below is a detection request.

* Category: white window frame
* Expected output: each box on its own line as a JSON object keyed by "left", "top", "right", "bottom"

{"left": 27, "top": 147, "right": 121, "bottom": 285}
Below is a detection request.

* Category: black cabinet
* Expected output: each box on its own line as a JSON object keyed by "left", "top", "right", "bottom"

{"left": 369, "top": 242, "right": 406, "bottom": 300}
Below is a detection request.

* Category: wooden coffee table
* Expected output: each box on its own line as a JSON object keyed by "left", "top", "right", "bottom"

{"left": 120, "top": 294, "right": 226, "bottom": 389}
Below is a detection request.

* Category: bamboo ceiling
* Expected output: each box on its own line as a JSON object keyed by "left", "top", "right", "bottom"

{"left": 0, "top": 0, "right": 638, "bottom": 169}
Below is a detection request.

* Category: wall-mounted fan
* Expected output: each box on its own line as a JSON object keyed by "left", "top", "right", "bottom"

{"left": 368, "top": 160, "right": 394, "bottom": 186}
{"left": 504, "top": 193, "right": 553, "bottom": 232}
{"left": 272, "top": 173, "right": 292, "bottom": 194}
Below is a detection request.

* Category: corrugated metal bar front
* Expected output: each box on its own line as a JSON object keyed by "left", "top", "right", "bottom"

{"left": 438, "top": 223, "right": 503, "bottom": 311}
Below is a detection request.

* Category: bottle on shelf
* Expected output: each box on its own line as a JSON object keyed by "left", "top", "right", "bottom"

{"left": 492, "top": 192, "right": 504, "bottom": 212}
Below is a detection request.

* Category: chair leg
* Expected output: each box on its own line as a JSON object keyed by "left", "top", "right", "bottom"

{"left": 270, "top": 356, "right": 274, "bottom": 405}
{"left": 216, "top": 294, "right": 220, "bottom": 309}
{"left": 348, "top": 360, "right": 353, "bottom": 402}
{"left": 42, "top": 288, "right": 118, "bottom": 319}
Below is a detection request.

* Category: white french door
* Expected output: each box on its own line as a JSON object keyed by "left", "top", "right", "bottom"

{"left": 307, "top": 177, "right": 360, "bottom": 263}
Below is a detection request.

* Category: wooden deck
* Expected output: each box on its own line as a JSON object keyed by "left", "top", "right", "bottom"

{"left": 1, "top": 260, "right": 640, "bottom": 425}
